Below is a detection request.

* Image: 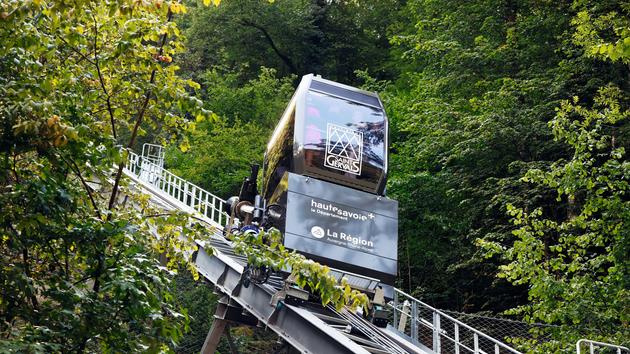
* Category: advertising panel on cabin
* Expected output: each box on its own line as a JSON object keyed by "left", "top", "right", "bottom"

{"left": 283, "top": 173, "right": 398, "bottom": 284}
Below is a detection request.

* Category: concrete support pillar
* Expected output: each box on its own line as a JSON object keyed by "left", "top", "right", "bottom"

{"left": 201, "top": 318, "right": 228, "bottom": 354}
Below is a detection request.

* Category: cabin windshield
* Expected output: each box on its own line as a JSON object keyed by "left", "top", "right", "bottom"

{"left": 302, "top": 90, "right": 385, "bottom": 186}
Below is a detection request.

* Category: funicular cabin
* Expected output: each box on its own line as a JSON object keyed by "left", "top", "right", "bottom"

{"left": 260, "top": 75, "right": 398, "bottom": 290}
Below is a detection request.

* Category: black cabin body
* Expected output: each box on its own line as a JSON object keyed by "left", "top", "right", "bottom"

{"left": 262, "top": 74, "right": 398, "bottom": 286}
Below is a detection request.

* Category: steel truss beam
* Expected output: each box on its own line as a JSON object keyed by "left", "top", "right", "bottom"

{"left": 195, "top": 246, "right": 372, "bottom": 354}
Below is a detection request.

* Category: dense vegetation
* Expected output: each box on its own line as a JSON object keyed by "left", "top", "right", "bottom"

{"left": 1, "top": 0, "right": 627, "bottom": 353}
{"left": 0, "top": 1, "right": 212, "bottom": 351}
{"left": 169, "top": 0, "right": 629, "bottom": 351}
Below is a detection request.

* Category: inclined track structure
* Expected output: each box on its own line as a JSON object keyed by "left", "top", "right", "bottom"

{"left": 123, "top": 146, "right": 521, "bottom": 354}
{"left": 124, "top": 147, "right": 421, "bottom": 354}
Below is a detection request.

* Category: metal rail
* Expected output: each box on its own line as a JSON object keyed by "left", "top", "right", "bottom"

{"left": 390, "top": 288, "right": 521, "bottom": 354}
{"left": 194, "top": 244, "right": 374, "bottom": 354}
{"left": 124, "top": 148, "right": 229, "bottom": 228}
{"left": 576, "top": 339, "right": 629, "bottom": 354}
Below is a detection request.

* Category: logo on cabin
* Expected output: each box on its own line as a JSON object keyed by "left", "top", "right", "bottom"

{"left": 324, "top": 123, "right": 363, "bottom": 175}
{"left": 309, "top": 224, "right": 375, "bottom": 252}
{"left": 310, "top": 226, "right": 325, "bottom": 239}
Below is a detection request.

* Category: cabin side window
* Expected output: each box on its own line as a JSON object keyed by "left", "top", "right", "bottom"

{"left": 263, "top": 105, "right": 295, "bottom": 200}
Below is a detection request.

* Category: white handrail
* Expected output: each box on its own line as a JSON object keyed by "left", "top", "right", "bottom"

{"left": 124, "top": 149, "right": 229, "bottom": 229}
{"left": 576, "top": 339, "right": 629, "bottom": 354}
{"left": 141, "top": 143, "right": 165, "bottom": 168}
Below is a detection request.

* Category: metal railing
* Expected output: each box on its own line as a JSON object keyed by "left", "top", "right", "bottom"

{"left": 124, "top": 148, "right": 229, "bottom": 228}
{"left": 390, "top": 288, "right": 521, "bottom": 354}
{"left": 577, "top": 339, "right": 629, "bottom": 354}
{"left": 441, "top": 310, "right": 554, "bottom": 345}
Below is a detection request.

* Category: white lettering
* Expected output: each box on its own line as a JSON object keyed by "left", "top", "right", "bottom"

{"left": 323, "top": 229, "right": 374, "bottom": 250}
{"left": 325, "top": 155, "right": 360, "bottom": 174}
{"left": 310, "top": 199, "right": 371, "bottom": 222}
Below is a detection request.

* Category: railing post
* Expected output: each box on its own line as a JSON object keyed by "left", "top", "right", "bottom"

{"left": 150, "top": 164, "right": 157, "bottom": 185}
{"left": 433, "top": 312, "right": 441, "bottom": 353}
{"left": 474, "top": 333, "right": 479, "bottom": 354}
{"left": 157, "top": 168, "right": 164, "bottom": 190}
{"left": 398, "top": 300, "right": 410, "bottom": 333}
{"left": 204, "top": 193, "right": 209, "bottom": 217}
{"left": 218, "top": 201, "right": 223, "bottom": 226}
{"left": 454, "top": 323, "right": 460, "bottom": 354}
{"left": 411, "top": 299, "right": 418, "bottom": 344}
{"left": 211, "top": 196, "right": 216, "bottom": 222}
{"left": 190, "top": 186, "right": 196, "bottom": 209}
{"left": 393, "top": 291, "right": 399, "bottom": 331}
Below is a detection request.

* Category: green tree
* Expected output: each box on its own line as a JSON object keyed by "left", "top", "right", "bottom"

{"left": 383, "top": 0, "right": 628, "bottom": 315}
{"left": 480, "top": 1, "right": 629, "bottom": 350}
{"left": 0, "top": 0, "right": 213, "bottom": 351}
{"left": 166, "top": 68, "right": 295, "bottom": 197}
{"left": 484, "top": 86, "right": 629, "bottom": 352}
{"left": 181, "top": 0, "right": 401, "bottom": 84}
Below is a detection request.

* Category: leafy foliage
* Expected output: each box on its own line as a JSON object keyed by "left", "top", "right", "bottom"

{"left": 383, "top": 0, "right": 577, "bottom": 311}
{"left": 380, "top": 0, "right": 628, "bottom": 319}
{"left": 181, "top": 0, "right": 400, "bottom": 84}
{"left": 231, "top": 228, "right": 369, "bottom": 310}
{"left": 0, "top": 0, "right": 216, "bottom": 351}
{"left": 572, "top": 1, "right": 630, "bottom": 63}
{"left": 3, "top": 0, "right": 628, "bottom": 351}
{"left": 482, "top": 86, "right": 629, "bottom": 352}
{"left": 477, "top": 3, "right": 630, "bottom": 346}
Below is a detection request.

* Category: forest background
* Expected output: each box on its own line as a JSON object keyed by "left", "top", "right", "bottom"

{"left": 165, "top": 0, "right": 628, "bottom": 351}
{"left": 0, "top": 0, "right": 627, "bottom": 353}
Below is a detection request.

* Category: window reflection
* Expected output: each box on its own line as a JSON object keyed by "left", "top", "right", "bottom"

{"left": 303, "top": 91, "right": 385, "bottom": 185}
{"left": 263, "top": 106, "right": 295, "bottom": 199}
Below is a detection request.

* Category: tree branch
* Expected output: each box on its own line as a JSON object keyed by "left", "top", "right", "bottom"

{"left": 90, "top": 6, "right": 117, "bottom": 140}
{"left": 107, "top": 9, "right": 174, "bottom": 214}
{"left": 55, "top": 35, "right": 96, "bottom": 66}
{"left": 22, "top": 248, "right": 39, "bottom": 310}
{"left": 61, "top": 154, "right": 101, "bottom": 219}
{"left": 240, "top": 18, "right": 298, "bottom": 74}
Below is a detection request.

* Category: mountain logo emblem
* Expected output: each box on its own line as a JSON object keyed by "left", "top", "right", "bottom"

{"left": 324, "top": 123, "right": 363, "bottom": 175}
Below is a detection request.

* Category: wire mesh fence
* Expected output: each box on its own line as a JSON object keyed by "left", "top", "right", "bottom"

{"left": 175, "top": 335, "right": 207, "bottom": 354}
{"left": 388, "top": 288, "right": 558, "bottom": 354}
{"left": 441, "top": 309, "right": 554, "bottom": 344}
